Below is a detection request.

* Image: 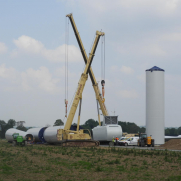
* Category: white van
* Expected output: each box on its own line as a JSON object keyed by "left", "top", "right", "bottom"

{"left": 119, "top": 137, "right": 139, "bottom": 146}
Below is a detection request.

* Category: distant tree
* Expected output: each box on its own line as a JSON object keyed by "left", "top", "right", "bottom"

{"left": 0, "top": 120, "right": 7, "bottom": 139}
{"left": 5, "top": 119, "right": 16, "bottom": 129}
{"left": 81, "top": 119, "right": 99, "bottom": 130}
{"left": 118, "top": 121, "right": 140, "bottom": 133}
{"left": 0, "top": 119, "right": 16, "bottom": 139}
{"left": 165, "top": 128, "right": 170, "bottom": 136}
{"left": 165, "top": 128, "right": 178, "bottom": 136}
{"left": 177, "top": 127, "right": 181, "bottom": 135}
{"left": 139, "top": 127, "right": 146, "bottom": 133}
{"left": 45, "top": 124, "right": 51, "bottom": 127}
{"left": 16, "top": 126, "right": 28, "bottom": 132}
{"left": 53, "top": 119, "right": 64, "bottom": 126}
{"left": 26, "top": 127, "right": 33, "bottom": 130}
{"left": 169, "top": 128, "right": 178, "bottom": 136}
{"left": 118, "top": 121, "right": 127, "bottom": 132}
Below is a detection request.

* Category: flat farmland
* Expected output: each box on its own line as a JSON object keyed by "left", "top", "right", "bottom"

{"left": 0, "top": 139, "right": 181, "bottom": 181}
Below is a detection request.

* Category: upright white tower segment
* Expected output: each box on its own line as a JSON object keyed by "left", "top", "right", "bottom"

{"left": 146, "top": 66, "right": 165, "bottom": 145}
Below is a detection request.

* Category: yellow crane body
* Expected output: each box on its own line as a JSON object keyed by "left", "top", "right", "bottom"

{"left": 57, "top": 27, "right": 104, "bottom": 146}
{"left": 66, "top": 14, "right": 109, "bottom": 126}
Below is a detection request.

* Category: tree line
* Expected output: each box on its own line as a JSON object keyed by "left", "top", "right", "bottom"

{"left": 0, "top": 119, "right": 180, "bottom": 139}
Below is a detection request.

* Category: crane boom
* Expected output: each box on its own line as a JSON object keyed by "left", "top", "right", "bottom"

{"left": 66, "top": 14, "right": 109, "bottom": 119}
{"left": 64, "top": 31, "right": 104, "bottom": 131}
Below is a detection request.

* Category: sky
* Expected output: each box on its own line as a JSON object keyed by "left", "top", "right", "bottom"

{"left": 0, "top": 0, "right": 181, "bottom": 127}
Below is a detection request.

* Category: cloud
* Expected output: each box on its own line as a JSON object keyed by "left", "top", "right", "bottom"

{"left": 141, "top": 44, "right": 166, "bottom": 56}
{"left": 0, "top": 64, "right": 19, "bottom": 81}
{"left": 13, "top": 35, "right": 44, "bottom": 54}
{"left": 120, "top": 66, "right": 134, "bottom": 74}
{"left": 0, "top": 42, "right": 8, "bottom": 54}
{"left": 0, "top": 64, "right": 60, "bottom": 94}
{"left": 110, "top": 65, "right": 119, "bottom": 72}
{"left": 55, "top": 66, "right": 78, "bottom": 78}
{"left": 21, "top": 67, "right": 60, "bottom": 93}
{"left": 117, "top": 90, "right": 138, "bottom": 98}
{"left": 161, "top": 33, "right": 181, "bottom": 41}
{"left": 64, "top": 0, "right": 180, "bottom": 18}
{"left": 12, "top": 35, "right": 82, "bottom": 62}
{"left": 137, "top": 74, "right": 145, "bottom": 83}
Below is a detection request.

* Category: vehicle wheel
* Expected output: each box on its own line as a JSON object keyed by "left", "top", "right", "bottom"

{"left": 12, "top": 141, "right": 16, "bottom": 146}
{"left": 141, "top": 141, "right": 145, "bottom": 147}
{"left": 151, "top": 140, "right": 155, "bottom": 147}
{"left": 125, "top": 143, "right": 128, "bottom": 146}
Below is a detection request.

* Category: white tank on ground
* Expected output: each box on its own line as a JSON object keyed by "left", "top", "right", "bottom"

{"left": 146, "top": 66, "right": 165, "bottom": 145}
{"left": 27, "top": 127, "right": 47, "bottom": 142}
{"left": 92, "top": 116, "right": 122, "bottom": 142}
{"left": 5, "top": 128, "right": 33, "bottom": 142}
{"left": 43, "top": 126, "right": 64, "bottom": 144}
{"left": 92, "top": 125, "right": 122, "bottom": 142}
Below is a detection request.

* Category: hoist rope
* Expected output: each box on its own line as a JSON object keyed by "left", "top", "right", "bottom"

{"left": 101, "top": 32, "right": 105, "bottom": 103}
{"left": 63, "top": 84, "right": 79, "bottom": 122}
{"left": 67, "top": 19, "right": 69, "bottom": 100}
{"left": 64, "top": 17, "right": 69, "bottom": 119}
{"left": 101, "top": 35, "right": 105, "bottom": 80}
{"left": 101, "top": 35, "right": 103, "bottom": 80}
{"left": 65, "top": 17, "right": 67, "bottom": 100}
{"left": 104, "top": 35, "right": 105, "bottom": 80}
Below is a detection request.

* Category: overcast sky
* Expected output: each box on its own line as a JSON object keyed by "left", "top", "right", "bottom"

{"left": 0, "top": 0, "right": 181, "bottom": 127}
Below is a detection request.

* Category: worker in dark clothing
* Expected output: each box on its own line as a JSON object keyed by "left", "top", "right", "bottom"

{"left": 115, "top": 137, "right": 119, "bottom": 145}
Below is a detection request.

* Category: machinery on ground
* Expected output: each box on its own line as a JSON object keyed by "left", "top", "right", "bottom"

{"left": 27, "top": 127, "right": 47, "bottom": 143}
{"left": 66, "top": 13, "right": 108, "bottom": 125}
{"left": 56, "top": 14, "right": 104, "bottom": 147}
{"left": 5, "top": 128, "right": 34, "bottom": 143}
{"left": 12, "top": 133, "right": 27, "bottom": 146}
{"left": 119, "top": 137, "right": 139, "bottom": 146}
{"left": 66, "top": 14, "right": 122, "bottom": 145}
{"left": 137, "top": 133, "right": 154, "bottom": 147}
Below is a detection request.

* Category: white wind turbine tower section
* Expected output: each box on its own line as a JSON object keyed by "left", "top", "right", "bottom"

{"left": 146, "top": 66, "right": 165, "bottom": 145}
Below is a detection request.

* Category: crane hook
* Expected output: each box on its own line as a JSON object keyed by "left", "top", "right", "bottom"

{"left": 65, "top": 99, "right": 68, "bottom": 117}
{"left": 101, "top": 80, "right": 105, "bottom": 103}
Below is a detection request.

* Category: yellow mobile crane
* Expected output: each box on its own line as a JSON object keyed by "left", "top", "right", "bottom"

{"left": 66, "top": 13, "right": 109, "bottom": 126}
{"left": 65, "top": 14, "right": 122, "bottom": 144}
{"left": 57, "top": 15, "right": 104, "bottom": 146}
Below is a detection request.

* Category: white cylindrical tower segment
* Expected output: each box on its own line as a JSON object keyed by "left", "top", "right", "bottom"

{"left": 146, "top": 66, "right": 165, "bottom": 145}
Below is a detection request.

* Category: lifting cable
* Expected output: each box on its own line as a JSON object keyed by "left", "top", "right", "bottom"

{"left": 101, "top": 34, "right": 105, "bottom": 103}
{"left": 65, "top": 17, "right": 69, "bottom": 118}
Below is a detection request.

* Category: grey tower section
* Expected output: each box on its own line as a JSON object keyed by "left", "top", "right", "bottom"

{"left": 146, "top": 66, "right": 165, "bottom": 145}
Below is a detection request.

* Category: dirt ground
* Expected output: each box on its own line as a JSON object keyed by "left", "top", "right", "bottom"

{"left": 1, "top": 139, "right": 181, "bottom": 181}
{"left": 159, "top": 139, "right": 181, "bottom": 150}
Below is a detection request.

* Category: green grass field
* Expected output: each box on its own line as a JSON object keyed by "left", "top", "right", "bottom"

{"left": 0, "top": 139, "right": 181, "bottom": 181}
